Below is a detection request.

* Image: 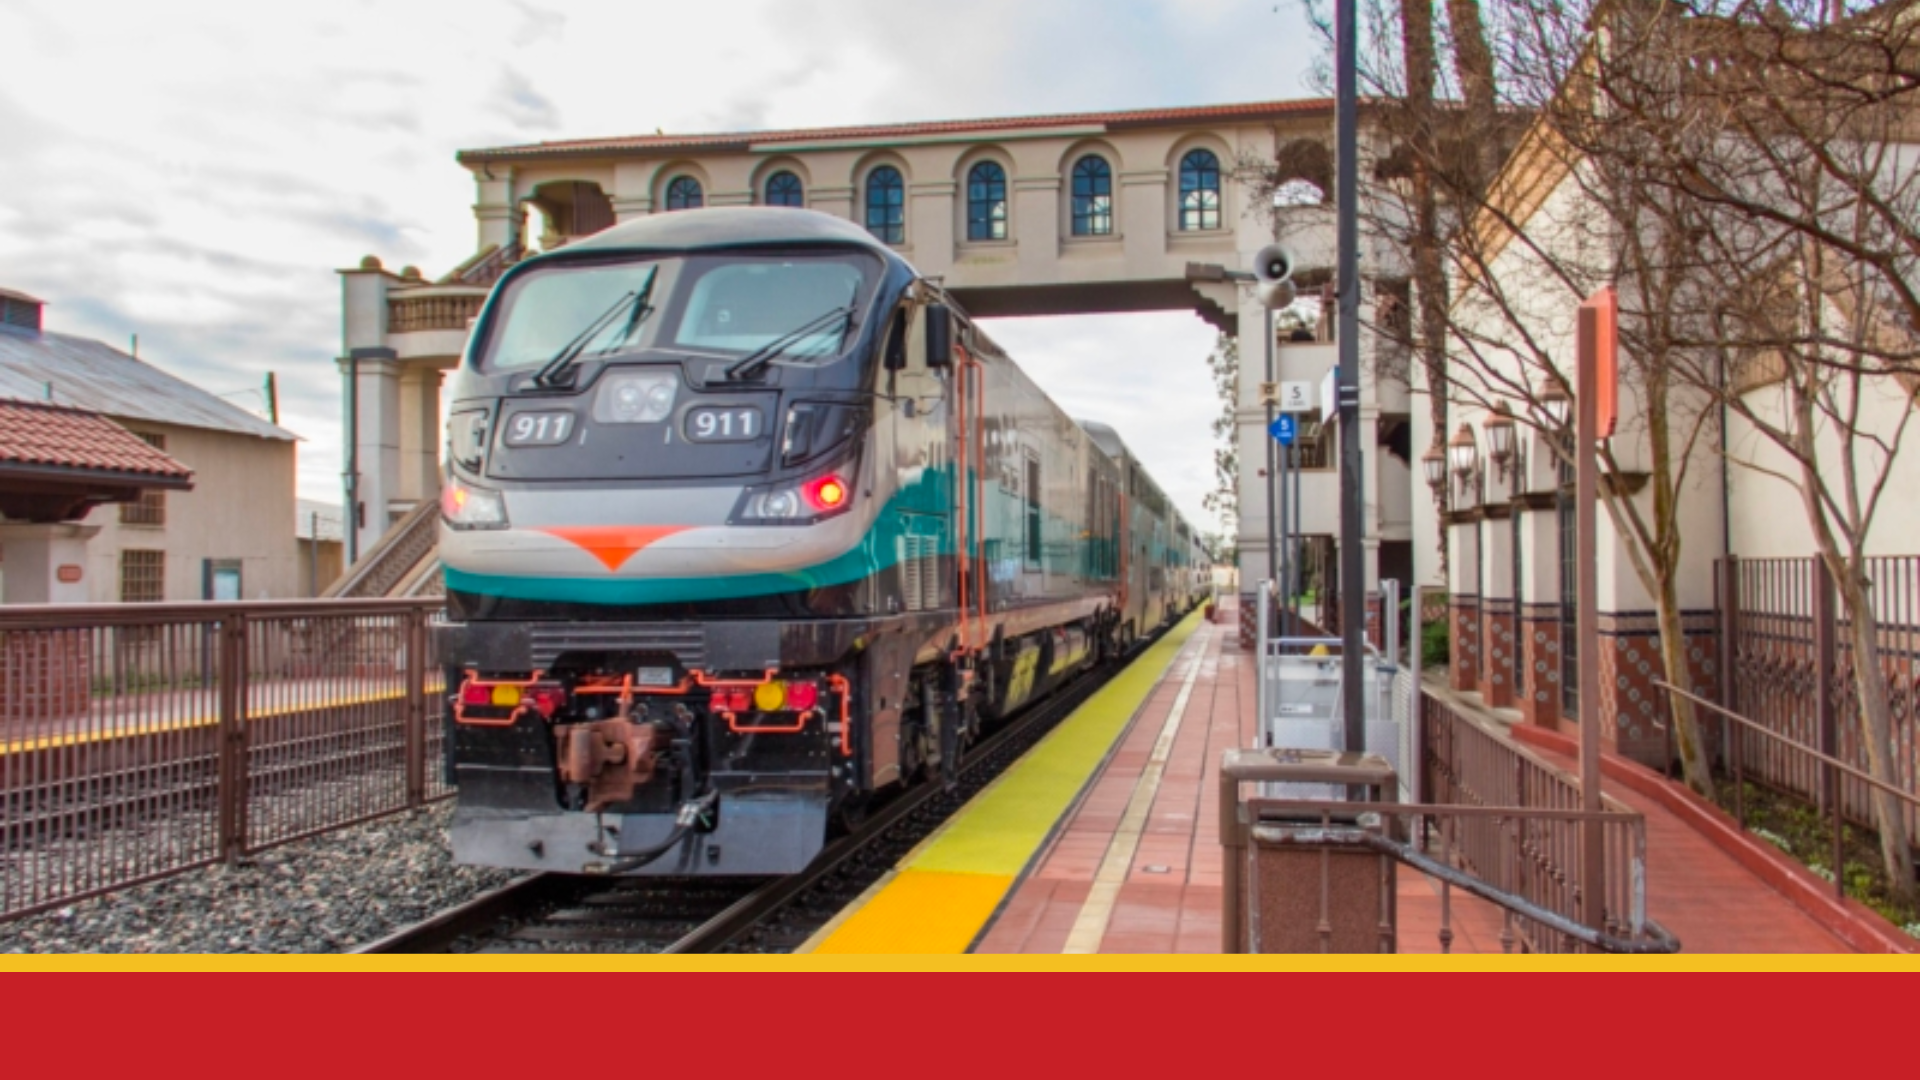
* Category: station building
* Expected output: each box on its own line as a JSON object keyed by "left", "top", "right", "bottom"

{"left": 0, "top": 290, "right": 306, "bottom": 605}
{"left": 1418, "top": 87, "right": 1920, "bottom": 769}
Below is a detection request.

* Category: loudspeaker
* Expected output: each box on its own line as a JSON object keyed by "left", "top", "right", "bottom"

{"left": 1253, "top": 244, "right": 1297, "bottom": 310}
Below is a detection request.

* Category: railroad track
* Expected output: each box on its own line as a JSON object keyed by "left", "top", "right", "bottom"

{"left": 361, "top": 631, "right": 1164, "bottom": 955}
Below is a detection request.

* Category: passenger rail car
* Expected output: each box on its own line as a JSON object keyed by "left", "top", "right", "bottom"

{"left": 435, "top": 208, "right": 1199, "bottom": 876}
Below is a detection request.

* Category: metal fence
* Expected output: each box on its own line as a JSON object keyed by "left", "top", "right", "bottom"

{"left": 0, "top": 598, "right": 447, "bottom": 921}
{"left": 1419, "top": 692, "right": 1652, "bottom": 951}
{"left": 1723, "top": 556, "right": 1920, "bottom": 847}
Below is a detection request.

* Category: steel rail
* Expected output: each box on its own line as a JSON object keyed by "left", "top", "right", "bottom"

{"left": 662, "top": 647, "right": 1121, "bottom": 954}
{"left": 353, "top": 874, "right": 560, "bottom": 954}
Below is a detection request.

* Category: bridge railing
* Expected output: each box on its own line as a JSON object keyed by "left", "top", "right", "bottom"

{"left": 0, "top": 598, "right": 446, "bottom": 922}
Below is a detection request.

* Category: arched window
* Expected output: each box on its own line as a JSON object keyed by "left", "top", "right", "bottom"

{"left": 665, "top": 176, "right": 704, "bottom": 211}
{"left": 1071, "top": 156, "right": 1113, "bottom": 237}
{"left": 966, "top": 161, "right": 1008, "bottom": 242}
{"left": 865, "top": 166, "right": 905, "bottom": 244}
{"left": 765, "top": 171, "right": 804, "bottom": 208}
{"left": 1178, "top": 149, "right": 1221, "bottom": 231}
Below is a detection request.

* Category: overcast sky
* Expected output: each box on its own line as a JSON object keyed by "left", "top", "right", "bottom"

{"left": 0, "top": 0, "right": 1319, "bottom": 536}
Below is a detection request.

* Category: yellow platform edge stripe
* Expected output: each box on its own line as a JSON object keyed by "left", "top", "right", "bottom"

{"left": 807, "top": 611, "right": 1205, "bottom": 954}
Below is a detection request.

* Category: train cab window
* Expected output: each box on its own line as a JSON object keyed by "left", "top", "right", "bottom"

{"left": 1024, "top": 454, "right": 1042, "bottom": 570}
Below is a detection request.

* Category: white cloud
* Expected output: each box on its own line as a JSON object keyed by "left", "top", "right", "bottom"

{"left": 0, "top": 0, "right": 1313, "bottom": 528}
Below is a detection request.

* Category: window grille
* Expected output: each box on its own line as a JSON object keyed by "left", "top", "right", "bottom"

{"left": 665, "top": 176, "right": 704, "bottom": 211}
{"left": 1178, "top": 149, "right": 1222, "bottom": 231}
{"left": 121, "top": 549, "right": 165, "bottom": 603}
{"left": 1071, "top": 156, "right": 1113, "bottom": 237}
{"left": 967, "top": 162, "right": 1008, "bottom": 242}
{"left": 765, "top": 171, "right": 804, "bottom": 208}
{"left": 121, "top": 432, "right": 167, "bottom": 526}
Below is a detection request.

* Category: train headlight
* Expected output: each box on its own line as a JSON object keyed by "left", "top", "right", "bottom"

{"left": 441, "top": 479, "right": 510, "bottom": 530}
{"left": 732, "top": 457, "right": 858, "bottom": 526}
{"left": 593, "top": 371, "right": 678, "bottom": 424}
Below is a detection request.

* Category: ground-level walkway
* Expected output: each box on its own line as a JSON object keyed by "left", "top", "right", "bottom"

{"left": 807, "top": 611, "right": 1858, "bottom": 954}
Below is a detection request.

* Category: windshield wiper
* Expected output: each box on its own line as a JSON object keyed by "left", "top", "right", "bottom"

{"left": 532, "top": 274, "right": 658, "bottom": 388}
{"left": 722, "top": 304, "right": 856, "bottom": 382}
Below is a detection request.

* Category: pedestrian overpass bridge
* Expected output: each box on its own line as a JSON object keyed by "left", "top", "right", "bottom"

{"left": 336, "top": 98, "right": 1415, "bottom": 600}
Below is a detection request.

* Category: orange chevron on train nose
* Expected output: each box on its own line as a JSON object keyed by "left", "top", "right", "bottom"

{"left": 538, "top": 526, "right": 691, "bottom": 571}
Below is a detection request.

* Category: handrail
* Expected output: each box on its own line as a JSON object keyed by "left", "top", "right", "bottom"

{"left": 1237, "top": 799, "right": 1679, "bottom": 954}
{"left": 1656, "top": 679, "right": 1919, "bottom": 904}
{"left": 1655, "top": 681, "right": 1920, "bottom": 810}
{"left": 326, "top": 501, "right": 441, "bottom": 599}
{"left": 1253, "top": 816, "right": 1680, "bottom": 954}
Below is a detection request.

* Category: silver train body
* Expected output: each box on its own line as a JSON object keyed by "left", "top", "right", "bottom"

{"left": 435, "top": 208, "right": 1208, "bottom": 876}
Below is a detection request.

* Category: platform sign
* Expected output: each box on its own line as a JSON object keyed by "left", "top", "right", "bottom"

{"left": 1582, "top": 286, "right": 1619, "bottom": 437}
{"left": 1269, "top": 415, "right": 1298, "bottom": 447}
{"left": 1278, "top": 382, "right": 1313, "bottom": 414}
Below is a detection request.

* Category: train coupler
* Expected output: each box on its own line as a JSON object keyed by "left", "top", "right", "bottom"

{"left": 556, "top": 718, "right": 674, "bottom": 814}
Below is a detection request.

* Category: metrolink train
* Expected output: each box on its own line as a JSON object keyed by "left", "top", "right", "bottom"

{"left": 435, "top": 208, "right": 1209, "bottom": 876}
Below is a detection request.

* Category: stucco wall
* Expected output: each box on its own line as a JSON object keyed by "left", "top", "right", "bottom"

{"left": 82, "top": 420, "right": 300, "bottom": 602}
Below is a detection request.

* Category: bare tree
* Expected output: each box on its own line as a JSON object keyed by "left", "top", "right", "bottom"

{"left": 1602, "top": 0, "right": 1920, "bottom": 896}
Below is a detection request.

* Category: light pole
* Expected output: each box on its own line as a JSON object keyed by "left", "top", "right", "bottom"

{"left": 1336, "top": 0, "right": 1366, "bottom": 756}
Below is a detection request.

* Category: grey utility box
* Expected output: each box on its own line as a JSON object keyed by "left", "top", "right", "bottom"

{"left": 1219, "top": 748, "right": 1398, "bottom": 954}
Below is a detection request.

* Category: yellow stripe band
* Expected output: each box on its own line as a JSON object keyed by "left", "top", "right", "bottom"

{"left": 806, "top": 610, "right": 1204, "bottom": 954}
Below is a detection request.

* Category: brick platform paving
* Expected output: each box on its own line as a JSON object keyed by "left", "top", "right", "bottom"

{"left": 976, "top": 614, "right": 1856, "bottom": 955}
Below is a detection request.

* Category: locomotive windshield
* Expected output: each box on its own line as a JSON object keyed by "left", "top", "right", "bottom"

{"left": 478, "top": 250, "right": 881, "bottom": 374}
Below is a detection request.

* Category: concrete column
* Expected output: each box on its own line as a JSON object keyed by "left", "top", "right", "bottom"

{"left": 474, "top": 171, "right": 519, "bottom": 249}
{"left": 1447, "top": 519, "right": 1481, "bottom": 693}
{"left": 1012, "top": 175, "right": 1060, "bottom": 274}
{"left": 1118, "top": 169, "right": 1169, "bottom": 259}
{"left": 1479, "top": 513, "right": 1514, "bottom": 708}
{"left": 611, "top": 161, "right": 656, "bottom": 222}
{"left": 398, "top": 365, "right": 446, "bottom": 508}
{"left": 908, "top": 180, "right": 957, "bottom": 273}
{"left": 338, "top": 354, "right": 403, "bottom": 561}
{"left": 810, "top": 185, "right": 856, "bottom": 224}
{"left": 0, "top": 523, "right": 100, "bottom": 605}
{"left": 1516, "top": 505, "right": 1563, "bottom": 729}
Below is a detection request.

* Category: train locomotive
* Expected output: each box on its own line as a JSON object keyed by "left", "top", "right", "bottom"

{"left": 435, "top": 207, "right": 1208, "bottom": 876}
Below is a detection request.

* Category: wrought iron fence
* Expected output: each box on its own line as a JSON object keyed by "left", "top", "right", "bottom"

{"left": 0, "top": 599, "right": 447, "bottom": 921}
{"left": 1419, "top": 691, "right": 1652, "bottom": 952}
{"left": 1722, "top": 556, "right": 1920, "bottom": 847}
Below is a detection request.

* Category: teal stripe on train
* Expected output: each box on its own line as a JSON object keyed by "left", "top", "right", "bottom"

{"left": 446, "top": 465, "right": 1127, "bottom": 607}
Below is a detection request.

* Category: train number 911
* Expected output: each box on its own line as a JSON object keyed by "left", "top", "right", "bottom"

{"left": 686, "top": 406, "right": 762, "bottom": 442}
{"left": 505, "top": 411, "right": 576, "bottom": 447}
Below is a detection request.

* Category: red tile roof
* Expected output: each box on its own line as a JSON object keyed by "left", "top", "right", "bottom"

{"left": 458, "top": 99, "right": 1335, "bottom": 163}
{"left": 0, "top": 400, "right": 194, "bottom": 485}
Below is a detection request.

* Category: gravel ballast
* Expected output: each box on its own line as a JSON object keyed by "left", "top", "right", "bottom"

{"left": 0, "top": 803, "right": 516, "bottom": 954}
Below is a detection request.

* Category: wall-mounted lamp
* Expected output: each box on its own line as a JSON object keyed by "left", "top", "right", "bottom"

{"left": 1449, "top": 423, "right": 1483, "bottom": 504}
{"left": 1422, "top": 445, "right": 1448, "bottom": 510}
{"left": 1484, "top": 401, "right": 1517, "bottom": 486}
{"left": 1539, "top": 380, "right": 1571, "bottom": 431}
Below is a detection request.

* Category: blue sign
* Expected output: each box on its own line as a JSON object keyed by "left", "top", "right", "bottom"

{"left": 1269, "top": 415, "right": 1297, "bottom": 447}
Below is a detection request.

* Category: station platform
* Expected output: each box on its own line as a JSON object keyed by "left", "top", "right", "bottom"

{"left": 802, "top": 606, "right": 1871, "bottom": 955}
